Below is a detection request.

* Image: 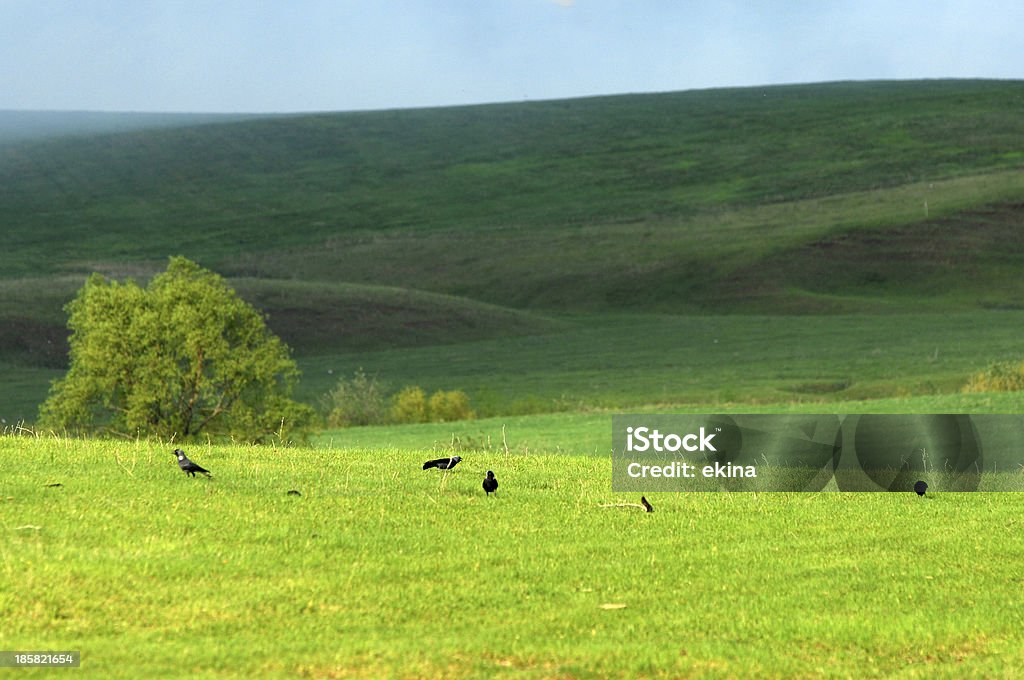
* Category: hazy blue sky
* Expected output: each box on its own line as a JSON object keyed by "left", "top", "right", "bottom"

{"left": 1, "top": 0, "right": 1022, "bottom": 113}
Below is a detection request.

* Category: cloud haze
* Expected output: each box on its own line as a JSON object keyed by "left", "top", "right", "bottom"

{"left": 1, "top": 0, "right": 1021, "bottom": 112}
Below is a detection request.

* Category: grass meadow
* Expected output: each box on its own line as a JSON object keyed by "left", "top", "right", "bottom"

{"left": 291, "top": 310, "right": 1024, "bottom": 416}
{"left": 314, "top": 392, "right": 1024, "bottom": 456}
{"left": 7, "top": 309, "right": 1024, "bottom": 425}
{"left": 3, "top": 433, "right": 1024, "bottom": 678}
{"left": 3, "top": 80, "right": 1024, "bottom": 677}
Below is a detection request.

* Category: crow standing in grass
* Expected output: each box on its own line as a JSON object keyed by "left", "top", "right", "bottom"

{"left": 422, "top": 455, "right": 461, "bottom": 471}
{"left": 914, "top": 480, "right": 928, "bottom": 497}
{"left": 483, "top": 470, "right": 498, "bottom": 496}
{"left": 173, "top": 448, "right": 211, "bottom": 477}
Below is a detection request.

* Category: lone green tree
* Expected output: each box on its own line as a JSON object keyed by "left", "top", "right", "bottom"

{"left": 39, "top": 257, "right": 314, "bottom": 440}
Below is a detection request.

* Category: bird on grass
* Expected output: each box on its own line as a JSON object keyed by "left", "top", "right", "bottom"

{"left": 641, "top": 496, "right": 653, "bottom": 512}
{"left": 173, "top": 448, "right": 211, "bottom": 477}
{"left": 483, "top": 470, "right": 498, "bottom": 496}
{"left": 422, "top": 455, "right": 462, "bottom": 471}
{"left": 914, "top": 480, "right": 928, "bottom": 497}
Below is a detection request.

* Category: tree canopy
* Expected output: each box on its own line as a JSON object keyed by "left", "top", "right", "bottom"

{"left": 39, "top": 257, "right": 313, "bottom": 440}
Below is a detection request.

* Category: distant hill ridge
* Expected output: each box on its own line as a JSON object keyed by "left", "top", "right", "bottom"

{"left": 0, "top": 109, "right": 268, "bottom": 145}
{"left": 2, "top": 78, "right": 1023, "bottom": 342}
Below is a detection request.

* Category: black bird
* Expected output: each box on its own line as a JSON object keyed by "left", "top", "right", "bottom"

{"left": 173, "top": 448, "right": 211, "bottom": 477}
{"left": 422, "top": 455, "right": 462, "bottom": 471}
{"left": 483, "top": 470, "right": 498, "bottom": 496}
{"left": 641, "top": 496, "right": 653, "bottom": 512}
{"left": 914, "top": 480, "right": 928, "bottom": 497}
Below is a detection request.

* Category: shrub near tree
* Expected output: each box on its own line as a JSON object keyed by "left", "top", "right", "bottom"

{"left": 38, "top": 257, "right": 314, "bottom": 441}
{"left": 426, "top": 389, "right": 475, "bottom": 422}
{"left": 323, "top": 368, "right": 389, "bottom": 427}
{"left": 389, "top": 387, "right": 474, "bottom": 424}
{"left": 390, "top": 386, "right": 428, "bottom": 424}
{"left": 324, "top": 371, "right": 477, "bottom": 427}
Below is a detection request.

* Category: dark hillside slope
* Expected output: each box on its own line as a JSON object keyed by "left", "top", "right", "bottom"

{"left": 724, "top": 202, "right": 1024, "bottom": 312}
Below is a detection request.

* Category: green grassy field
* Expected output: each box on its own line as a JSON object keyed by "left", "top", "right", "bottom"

{"left": 314, "top": 392, "right": 1024, "bottom": 455}
{"left": 292, "top": 310, "right": 1024, "bottom": 417}
{"left": 6, "top": 308, "right": 1021, "bottom": 424}
{"left": 4, "top": 433, "right": 1024, "bottom": 678}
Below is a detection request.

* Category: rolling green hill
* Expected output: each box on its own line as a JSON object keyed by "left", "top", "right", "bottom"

{"left": 3, "top": 80, "right": 1023, "bottom": 305}
{"left": 2, "top": 79, "right": 1023, "bottom": 421}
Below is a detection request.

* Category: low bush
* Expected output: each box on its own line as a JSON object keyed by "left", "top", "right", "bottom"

{"left": 390, "top": 386, "right": 428, "bottom": 424}
{"left": 427, "top": 389, "right": 475, "bottom": 423}
{"left": 963, "top": 360, "right": 1024, "bottom": 393}
{"left": 323, "top": 368, "right": 389, "bottom": 427}
{"left": 324, "top": 373, "right": 476, "bottom": 427}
